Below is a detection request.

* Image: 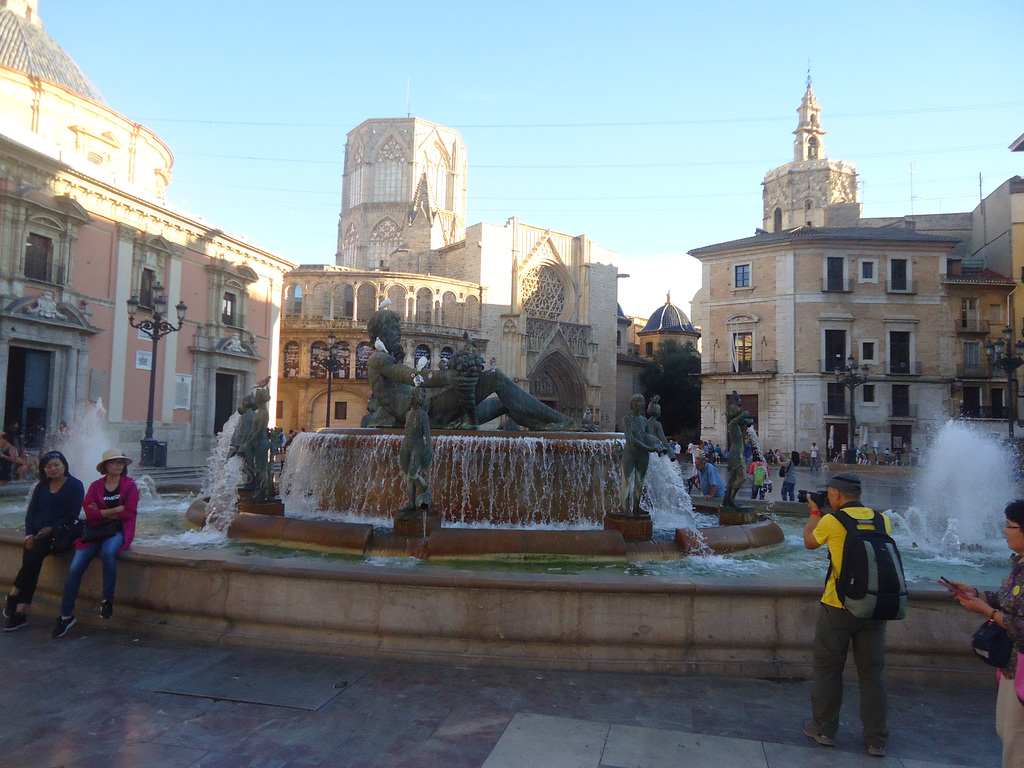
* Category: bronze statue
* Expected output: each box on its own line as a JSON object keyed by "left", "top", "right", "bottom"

{"left": 363, "top": 308, "right": 595, "bottom": 431}
{"left": 398, "top": 385, "right": 434, "bottom": 517}
{"left": 722, "top": 391, "right": 753, "bottom": 511}
{"left": 619, "top": 394, "right": 666, "bottom": 517}
{"left": 646, "top": 396, "right": 675, "bottom": 462}
{"left": 229, "top": 378, "right": 277, "bottom": 502}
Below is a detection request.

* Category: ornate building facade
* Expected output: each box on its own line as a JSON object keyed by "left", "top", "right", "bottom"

{"left": 279, "top": 118, "right": 620, "bottom": 432}
{"left": 0, "top": 1, "right": 294, "bottom": 462}
{"left": 692, "top": 84, "right": 1020, "bottom": 457}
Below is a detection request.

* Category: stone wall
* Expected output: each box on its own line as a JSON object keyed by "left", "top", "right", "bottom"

{"left": 0, "top": 531, "right": 987, "bottom": 686}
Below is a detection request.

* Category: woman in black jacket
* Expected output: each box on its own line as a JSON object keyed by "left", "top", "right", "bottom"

{"left": 3, "top": 451, "right": 85, "bottom": 631}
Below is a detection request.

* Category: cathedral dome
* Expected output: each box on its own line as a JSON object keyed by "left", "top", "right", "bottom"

{"left": 0, "top": 6, "right": 105, "bottom": 104}
{"left": 641, "top": 293, "right": 696, "bottom": 334}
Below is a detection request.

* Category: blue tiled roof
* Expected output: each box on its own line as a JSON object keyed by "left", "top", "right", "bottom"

{"left": 641, "top": 298, "right": 696, "bottom": 334}
{"left": 0, "top": 11, "right": 105, "bottom": 104}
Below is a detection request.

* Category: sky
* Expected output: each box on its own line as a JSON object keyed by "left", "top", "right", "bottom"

{"left": 41, "top": 0, "right": 1024, "bottom": 319}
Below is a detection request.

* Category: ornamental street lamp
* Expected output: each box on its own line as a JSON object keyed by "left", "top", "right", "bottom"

{"left": 314, "top": 333, "right": 344, "bottom": 428}
{"left": 835, "top": 353, "right": 870, "bottom": 464}
{"left": 985, "top": 324, "right": 1024, "bottom": 440}
{"left": 127, "top": 283, "right": 187, "bottom": 466}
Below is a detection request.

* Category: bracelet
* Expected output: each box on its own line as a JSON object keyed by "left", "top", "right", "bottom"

{"left": 990, "top": 608, "right": 999, "bottom": 621}
{"left": 975, "top": 588, "right": 981, "bottom": 598}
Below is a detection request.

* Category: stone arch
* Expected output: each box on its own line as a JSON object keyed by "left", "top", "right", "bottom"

{"left": 464, "top": 295, "right": 480, "bottom": 329}
{"left": 355, "top": 342, "right": 373, "bottom": 379}
{"left": 529, "top": 351, "right": 586, "bottom": 419}
{"left": 414, "top": 344, "right": 431, "bottom": 369}
{"left": 284, "top": 283, "right": 303, "bottom": 316}
{"left": 415, "top": 287, "right": 433, "bottom": 324}
{"left": 333, "top": 283, "right": 354, "bottom": 319}
{"left": 520, "top": 254, "right": 574, "bottom": 321}
{"left": 441, "top": 291, "right": 461, "bottom": 327}
{"left": 282, "top": 341, "right": 300, "bottom": 378}
{"left": 311, "top": 283, "right": 330, "bottom": 318}
{"left": 356, "top": 283, "right": 377, "bottom": 322}
{"left": 386, "top": 284, "right": 408, "bottom": 320}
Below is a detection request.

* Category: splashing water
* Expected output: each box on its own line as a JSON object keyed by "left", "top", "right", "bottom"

{"left": 201, "top": 411, "right": 244, "bottom": 532}
{"left": 51, "top": 399, "right": 120, "bottom": 482}
{"left": 890, "top": 420, "right": 1020, "bottom": 550}
{"left": 641, "top": 454, "right": 697, "bottom": 532}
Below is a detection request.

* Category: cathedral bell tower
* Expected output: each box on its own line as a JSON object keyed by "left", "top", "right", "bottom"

{"left": 762, "top": 80, "right": 858, "bottom": 232}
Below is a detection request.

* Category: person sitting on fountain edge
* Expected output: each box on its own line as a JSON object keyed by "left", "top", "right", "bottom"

{"left": 363, "top": 308, "right": 595, "bottom": 432}
{"left": 801, "top": 471, "right": 890, "bottom": 758}
{"left": 693, "top": 455, "right": 724, "bottom": 500}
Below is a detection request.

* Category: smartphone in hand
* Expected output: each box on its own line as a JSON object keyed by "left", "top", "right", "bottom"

{"left": 938, "top": 577, "right": 968, "bottom": 597}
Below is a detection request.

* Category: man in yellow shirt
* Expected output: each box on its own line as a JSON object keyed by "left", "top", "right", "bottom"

{"left": 801, "top": 472, "right": 890, "bottom": 758}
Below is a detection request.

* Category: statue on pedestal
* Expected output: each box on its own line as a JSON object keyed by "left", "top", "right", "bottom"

{"left": 619, "top": 394, "right": 667, "bottom": 518}
{"left": 364, "top": 308, "right": 595, "bottom": 432}
{"left": 722, "top": 391, "right": 754, "bottom": 512}
{"left": 398, "top": 385, "right": 434, "bottom": 517}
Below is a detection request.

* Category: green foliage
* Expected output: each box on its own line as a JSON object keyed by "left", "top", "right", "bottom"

{"left": 638, "top": 340, "right": 701, "bottom": 439}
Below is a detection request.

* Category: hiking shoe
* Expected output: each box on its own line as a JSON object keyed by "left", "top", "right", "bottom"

{"left": 3, "top": 593, "right": 17, "bottom": 618}
{"left": 4, "top": 612, "right": 26, "bottom": 632}
{"left": 802, "top": 720, "right": 835, "bottom": 747}
{"left": 868, "top": 745, "right": 886, "bottom": 757}
{"left": 100, "top": 600, "right": 113, "bottom": 620}
{"left": 52, "top": 615, "right": 76, "bottom": 639}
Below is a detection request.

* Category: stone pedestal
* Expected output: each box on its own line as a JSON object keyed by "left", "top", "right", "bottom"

{"left": 237, "top": 498, "right": 285, "bottom": 517}
{"left": 394, "top": 510, "right": 441, "bottom": 538}
{"left": 603, "top": 513, "right": 653, "bottom": 542}
{"left": 718, "top": 508, "right": 758, "bottom": 526}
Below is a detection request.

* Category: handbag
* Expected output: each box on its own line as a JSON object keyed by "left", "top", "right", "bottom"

{"left": 1014, "top": 653, "right": 1024, "bottom": 706}
{"left": 80, "top": 520, "right": 121, "bottom": 544}
{"left": 50, "top": 517, "right": 85, "bottom": 554}
{"left": 973, "top": 619, "right": 1013, "bottom": 667}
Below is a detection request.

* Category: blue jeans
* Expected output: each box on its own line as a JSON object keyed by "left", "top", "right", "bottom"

{"left": 781, "top": 481, "right": 796, "bottom": 501}
{"left": 60, "top": 532, "right": 123, "bottom": 617}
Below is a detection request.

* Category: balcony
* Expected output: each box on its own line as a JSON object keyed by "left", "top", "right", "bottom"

{"left": 701, "top": 360, "right": 778, "bottom": 375}
{"left": 954, "top": 318, "right": 990, "bottom": 335}
{"left": 889, "top": 403, "right": 917, "bottom": 419}
{"left": 820, "top": 279, "right": 851, "bottom": 293}
{"left": 960, "top": 405, "right": 1008, "bottom": 420}
{"left": 886, "top": 280, "right": 917, "bottom": 294}
{"left": 956, "top": 363, "right": 992, "bottom": 379}
{"left": 887, "top": 360, "right": 922, "bottom": 376}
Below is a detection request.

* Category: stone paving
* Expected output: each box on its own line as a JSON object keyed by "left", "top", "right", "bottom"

{"left": 0, "top": 618, "right": 1002, "bottom": 768}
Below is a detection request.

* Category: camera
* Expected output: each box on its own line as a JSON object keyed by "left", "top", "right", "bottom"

{"left": 797, "top": 489, "right": 830, "bottom": 508}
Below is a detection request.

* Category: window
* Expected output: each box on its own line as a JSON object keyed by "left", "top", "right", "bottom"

{"left": 347, "top": 143, "right": 365, "bottom": 209}
{"left": 861, "top": 341, "right": 875, "bottom": 362}
{"left": 440, "top": 347, "right": 454, "bottom": 369}
{"left": 825, "top": 257, "right": 845, "bottom": 292}
{"left": 892, "top": 384, "right": 911, "bottom": 417}
{"left": 334, "top": 284, "right": 354, "bottom": 319}
{"left": 889, "top": 259, "right": 908, "bottom": 291}
{"left": 962, "top": 386, "right": 981, "bottom": 416}
{"left": 645, "top": 342, "right": 653, "bottom": 356}
{"left": 824, "top": 329, "right": 846, "bottom": 371}
{"left": 222, "top": 292, "right": 237, "bottom": 326}
{"left": 415, "top": 288, "right": 433, "bottom": 324}
{"left": 310, "top": 342, "right": 327, "bottom": 379}
{"left": 24, "top": 233, "right": 53, "bottom": 282}
{"left": 862, "top": 384, "right": 875, "bottom": 403}
{"left": 284, "top": 284, "right": 302, "bottom": 316}
{"left": 963, "top": 341, "right": 982, "bottom": 373}
{"left": 336, "top": 342, "right": 350, "bottom": 378}
{"left": 139, "top": 268, "right": 156, "bottom": 308}
{"left": 889, "top": 331, "right": 911, "bottom": 374}
{"left": 734, "top": 264, "right": 751, "bottom": 288}
{"left": 283, "top": 341, "right": 300, "bottom": 378}
{"left": 334, "top": 402, "right": 348, "bottom": 421}
{"left": 861, "top": 261, "right": 875, "bottom": 281}
{"left": 373, "top": 139, "right": 406, "bottom": 202}
{"left": 414, "top": 344, "right": 431, "bottom": 369}
{"left": 960, "top": 298, "right": 979, "bottom": 330}
{"left": 826, "top": 382, "right": 846, "bottom": 416}
{"left": 355, "top": 342, "right": 372, "bottom": 379}
{"left": 733, "top": 332, "right": 752, "bottom": 373}
{"left": 340, "top": 225, "right": 358, "bottom": 269}
{"left": 773, "top": 208, "right": 782, "bottom": 232}
{"left": 992, "top": 388, "right": 1006, "bottom": 419}
{"left": 368, "top": 218, "right": 401, "bottom": 269}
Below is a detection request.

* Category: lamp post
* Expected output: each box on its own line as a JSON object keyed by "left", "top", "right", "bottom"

{"left": 127, "top": 283, "right": 187, "bottom": 466}
{"left": 315, "top": 333, "right": 343, "bottom": 428}
{"left": 985, "top": 324, "right": 1024, "bottom": 440}
{"left": 835, "top": 353, "right": 870, "bottom": 464}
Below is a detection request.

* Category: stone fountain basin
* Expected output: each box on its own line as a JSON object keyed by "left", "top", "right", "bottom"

{"left": 185, "top": 499, "right": 785, "bottom": 561}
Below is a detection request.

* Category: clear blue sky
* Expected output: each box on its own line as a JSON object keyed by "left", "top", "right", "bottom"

{"left": 44, "top": 0, "right": 1023, "bottom": 318}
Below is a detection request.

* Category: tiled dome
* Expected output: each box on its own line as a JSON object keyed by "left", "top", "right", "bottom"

{"left": 641, "top": 293, "right": 696, "bottom": 333}
{"left": 0, "top": 9, "right": 105, "bottom": 104}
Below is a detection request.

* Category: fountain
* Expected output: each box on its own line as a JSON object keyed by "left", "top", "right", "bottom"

{"left": 891, "top": 420, "right": 1020, "bottom": 552}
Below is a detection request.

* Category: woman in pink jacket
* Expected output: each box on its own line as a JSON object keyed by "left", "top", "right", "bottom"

{"left": 52, "top": 449, "right": 139, "bottom": 639}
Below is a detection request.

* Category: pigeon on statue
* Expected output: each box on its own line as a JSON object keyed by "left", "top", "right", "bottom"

{"left": 416, "top": 356, "right": 429, "bottom": 371}
{"left": 378, "top": 297, "right": 393, "bottom": 310}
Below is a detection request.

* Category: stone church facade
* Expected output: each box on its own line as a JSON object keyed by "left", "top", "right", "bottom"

{"left": 278, "top": 118, "right": 619, "bottom": 432}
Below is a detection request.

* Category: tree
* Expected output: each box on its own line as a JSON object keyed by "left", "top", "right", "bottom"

{"left": 638, "top": 340, "right": 701, "bottom": 439}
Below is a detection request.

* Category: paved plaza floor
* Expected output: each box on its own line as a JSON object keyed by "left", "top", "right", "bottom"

{"left": 0, "top": 618, "right": 1002, "bottom": 768}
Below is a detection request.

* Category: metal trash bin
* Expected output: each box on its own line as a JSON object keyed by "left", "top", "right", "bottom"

{"left": 153, "top": 441, "right": 168, "bottom": 468}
